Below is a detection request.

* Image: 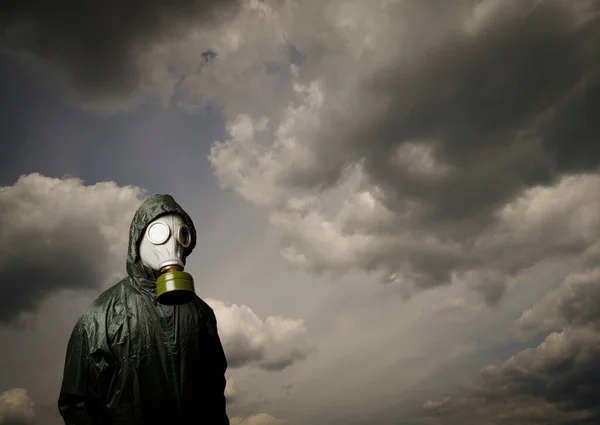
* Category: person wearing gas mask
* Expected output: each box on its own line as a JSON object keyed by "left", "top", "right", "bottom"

{"left": 57, "top": 194, "right": 229, "bottom": 425}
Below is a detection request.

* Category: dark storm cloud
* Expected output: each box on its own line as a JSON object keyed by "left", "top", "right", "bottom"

{"left": 479, "top": 330, "right": 600, "bottom": 414}
{"left": 301, "top": 0, "right": 600, "bottom": 232}
{"left": 0, "top": 0, "right": 242, "bottom": 101}
{"left": 210, "top": 0, "right": 600, "bottom": 304}
{"left": 0, "top": 173, "right": 142, "bottom": 323}
{"left": 0, "top": 223, "right": 112, "bottom": 322}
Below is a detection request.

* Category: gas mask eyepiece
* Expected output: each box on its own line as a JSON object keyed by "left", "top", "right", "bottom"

{"left": 140, "top": 214, "right": 195, "bottom": 305}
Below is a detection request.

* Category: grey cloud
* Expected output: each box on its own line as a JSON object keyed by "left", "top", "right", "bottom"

{"left": 417, "top": 266, "right": 600, "bottom": 424}
{"left": 0, "top": 0, "right": 242, "bottom": 108}
{"left": 418, "top": 394, "right": 597, "bottom": 425}
{"left": 210, "top": 0, "right": 600, "bottom": 304}
{"left": 437, "top": 297, "right": 487, "bottom": 324}
{"left": 0, "top": 173, "right": 143, "bottom": 323}
{"left": 514, "top": 268, "right": 600, "bottom": 339}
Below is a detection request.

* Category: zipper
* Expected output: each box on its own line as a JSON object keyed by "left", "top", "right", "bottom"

{"left": 158, "top": 304, "right": 181, "bottom": 414}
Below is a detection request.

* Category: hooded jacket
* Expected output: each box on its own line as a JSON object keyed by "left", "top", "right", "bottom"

{"left": 58, "top": 194, "right": 229, "bottom": 425}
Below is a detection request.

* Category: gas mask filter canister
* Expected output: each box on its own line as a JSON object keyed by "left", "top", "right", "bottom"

{"left": 139, "top": 214, "right": 196, "bottom": 305}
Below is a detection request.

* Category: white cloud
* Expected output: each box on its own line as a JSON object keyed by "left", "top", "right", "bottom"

{"left": 423, "top": 396, "right": 452, "bottom": 411}
{"left": 231, "top": 413, "right": 284, "bottom": 425}
{"left": 0, "top": 388, "right": 35, "bottom": 425}
{"left": 207, "top": 298, "right": 314, "bottom": 370}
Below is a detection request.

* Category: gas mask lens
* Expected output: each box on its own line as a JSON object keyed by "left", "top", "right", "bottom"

{"left": 176, "top": 224, "right": 191, "bottom": 248}
{"left": 147, "top": 221, "right": 170, "bottom": 245}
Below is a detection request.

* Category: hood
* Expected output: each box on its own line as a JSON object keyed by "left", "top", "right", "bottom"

{"left": 126, "top": 194, "right": 197, "bottom": 290}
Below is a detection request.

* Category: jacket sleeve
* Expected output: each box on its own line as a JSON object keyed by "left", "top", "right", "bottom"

{"left": 57, "top": 317, "right": 102, "bottom": 425}
{"left": 206, "top": 313, "right": 230, "bottom": 425}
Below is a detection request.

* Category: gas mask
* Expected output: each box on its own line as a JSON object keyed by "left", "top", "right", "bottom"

{"left": 139, "top": 214, "right": 196, "bottom": 305}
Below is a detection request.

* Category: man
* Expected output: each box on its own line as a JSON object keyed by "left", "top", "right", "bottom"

{"left": 58, "top": 194, "right": 229, "bottom": 425}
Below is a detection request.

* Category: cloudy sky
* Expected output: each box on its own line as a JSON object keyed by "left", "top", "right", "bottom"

{"left": 1, "top": 0, "right": 599, "bottom": 424}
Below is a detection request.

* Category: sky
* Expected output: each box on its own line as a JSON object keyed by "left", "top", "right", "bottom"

{"left": 0, "top": 0, "right": 599, "bottom": 424}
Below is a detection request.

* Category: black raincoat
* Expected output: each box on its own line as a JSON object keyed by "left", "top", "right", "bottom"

{"left": 58, "top": 194, "right": 229, "bottom": 425}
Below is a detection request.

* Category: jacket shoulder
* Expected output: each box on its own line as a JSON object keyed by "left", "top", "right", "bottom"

{"left": 194, "top": 296, "right": 216, "bottom": 314}
{"left": 192, "top": 297, "right": 220, "bottom": 333}
{"left": 92, "top": 278, "right": 128, "bottom": 306}
{"left": 72, "top": 279, "right": 129, "bottom": 355}
{"left": 76, "top": 279, "right": 128, "bottom": 332}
